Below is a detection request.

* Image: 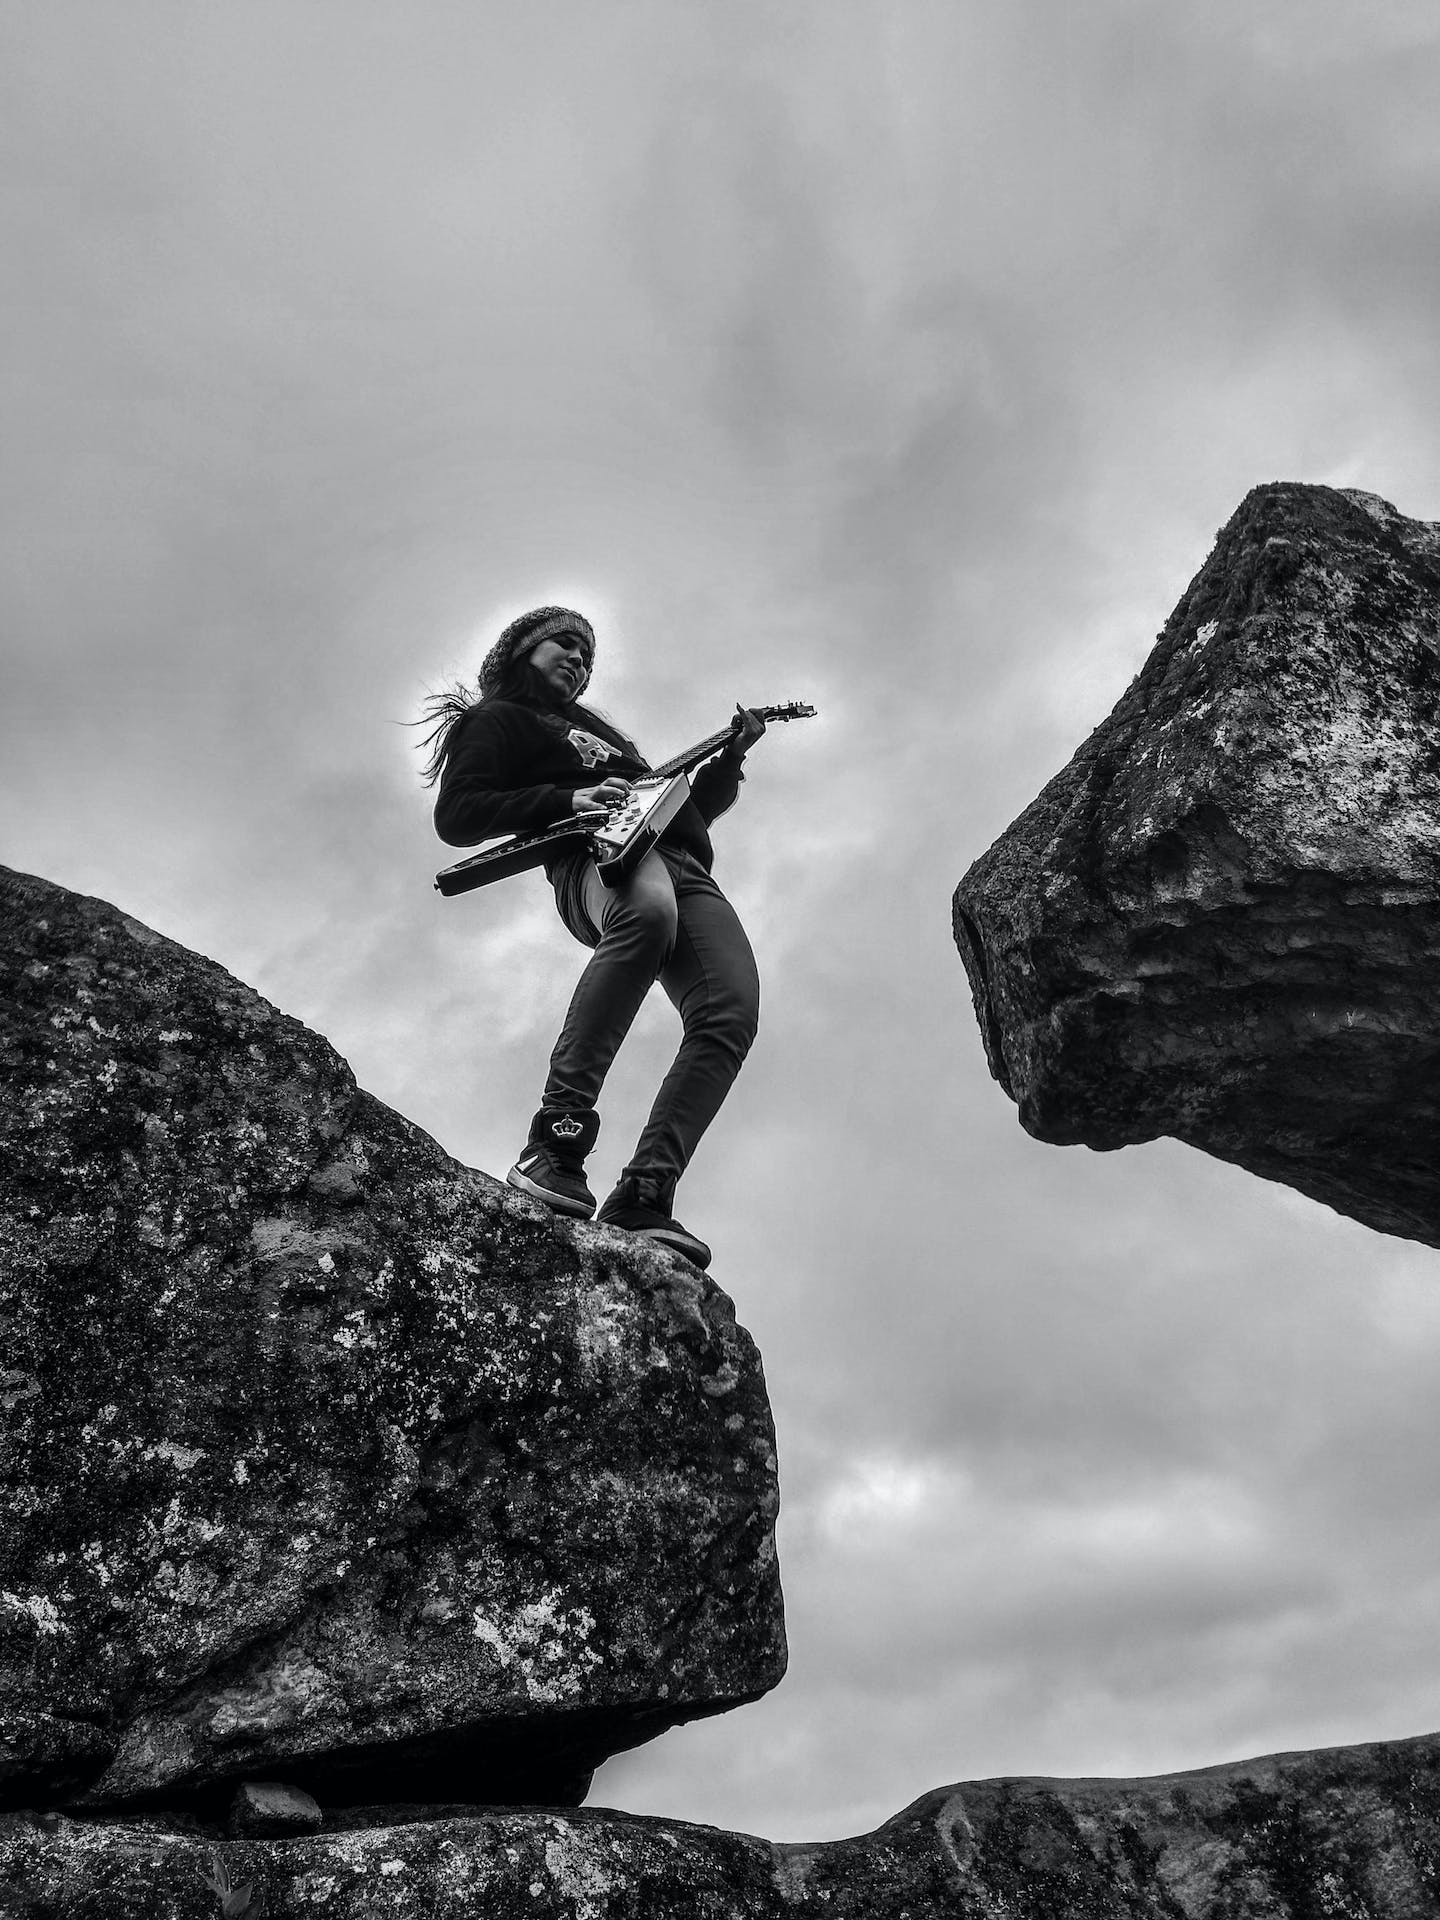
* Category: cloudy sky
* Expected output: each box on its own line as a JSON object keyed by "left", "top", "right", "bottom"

{"left": 6, "top": 0, "right": 1440, "bottom": 1845}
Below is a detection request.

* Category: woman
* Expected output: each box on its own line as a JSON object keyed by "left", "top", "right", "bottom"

{"left": 420, "top": 606, "right": 765, "bottom": 1270}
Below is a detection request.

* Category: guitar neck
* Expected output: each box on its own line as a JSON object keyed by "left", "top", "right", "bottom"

{"left": 652, "top": 728, "right": 736, "bottom": 781}
{"left": 649, "top": 702, "right": 815, "bottom": 780}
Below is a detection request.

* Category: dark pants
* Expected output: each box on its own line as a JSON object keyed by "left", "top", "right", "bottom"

{"left": 544, "top": 845, "right": 760, "bottom": 1198}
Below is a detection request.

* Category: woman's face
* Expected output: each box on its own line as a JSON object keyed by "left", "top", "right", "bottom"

{"left": 527, "top": 634, "right": 590, "bottom": 705}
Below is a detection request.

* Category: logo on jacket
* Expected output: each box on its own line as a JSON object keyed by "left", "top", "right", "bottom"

{"left": 567, "top": 728, "right": 617, "bottom": 769}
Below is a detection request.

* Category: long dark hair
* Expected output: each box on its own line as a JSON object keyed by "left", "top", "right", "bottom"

{"left": 413, "top": 607, "right": 599, "bottom": 787}
{"left": 413, "top": 679, "right": 482, "bottom": 787}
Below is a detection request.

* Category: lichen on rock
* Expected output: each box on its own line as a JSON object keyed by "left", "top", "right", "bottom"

{"left": 0, "top": 864, "right": 785, "bottom": 1813}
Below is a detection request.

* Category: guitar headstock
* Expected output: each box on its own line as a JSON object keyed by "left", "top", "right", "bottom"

{"left": 755, "top": 701, "right": 817, "bottom": 723}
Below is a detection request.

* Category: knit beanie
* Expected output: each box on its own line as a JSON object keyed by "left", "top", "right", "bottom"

{"left": 478, "top": 607, "right": 596, "bottom": 700}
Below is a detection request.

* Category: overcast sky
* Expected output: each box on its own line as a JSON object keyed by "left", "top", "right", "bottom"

{"left": 5, "top": 0, "right": 1440, "bottom": 1846}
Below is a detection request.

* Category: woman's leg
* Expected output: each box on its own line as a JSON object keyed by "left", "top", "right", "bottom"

{"left": 617, "top": 853, "right": 760, "bottom": 1202}
{"left": 541, "top": 850, "right": 679, "bottom": 1112}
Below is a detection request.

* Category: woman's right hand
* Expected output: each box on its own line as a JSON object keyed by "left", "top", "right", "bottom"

{"left": 572, "top": 777, "right": 633, "bottom": 816}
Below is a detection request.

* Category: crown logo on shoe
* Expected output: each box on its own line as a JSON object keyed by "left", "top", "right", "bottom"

{"left": 549, "top": 1116, "right": 584, "bottom": 1140}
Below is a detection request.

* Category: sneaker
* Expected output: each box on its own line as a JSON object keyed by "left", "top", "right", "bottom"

{"left": 596, "top": 1177, "right": 712, "bottom": 1270}
{"left": 507, "top": 1108, "right": 599, "bottom": 1219}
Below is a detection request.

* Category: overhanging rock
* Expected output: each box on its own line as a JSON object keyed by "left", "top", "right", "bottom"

{"left": 0, "top": 864, "right": 785, "bottom": 1814}
{"left": 954, "top": 483, "right": 1440, "bottom": 1247}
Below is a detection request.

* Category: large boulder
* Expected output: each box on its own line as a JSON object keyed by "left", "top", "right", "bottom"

{"left": 0, "top": 865, "right": 784, "bottom": 1814}
{"left": 954, "top": 483, "right": 1440, "bottom": 1247}
{"left": 4, "top": 1731, "right": 1439, "bottom": 1916}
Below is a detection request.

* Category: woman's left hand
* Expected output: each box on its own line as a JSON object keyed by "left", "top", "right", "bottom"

{"left": 728, "top": 704, "right": 767, "bottom": 759}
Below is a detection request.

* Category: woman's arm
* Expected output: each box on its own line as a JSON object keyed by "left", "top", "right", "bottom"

{"left": 433, "top": 709, "right": 576, "bottom": 847}
{"left": 690, "top": 705, "right": 767, "bottom": 826}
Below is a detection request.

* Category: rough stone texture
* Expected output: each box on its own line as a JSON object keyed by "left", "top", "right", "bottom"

{"left": 954, "top": 483, "right": 1440, "bottom": 1247}
{"left": 4, "top": 1732, "right": 1439, "bottom": 1917}
{"left": 0, "top": 864, "right": 784, "bottom": 1814}
{"left": 228, "top": 1781, "right": 322, "bottom": 1838}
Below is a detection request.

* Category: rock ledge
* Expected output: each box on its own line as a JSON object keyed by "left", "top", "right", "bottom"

{"left": 0, "top": 863, "right": 785, "bottom": 1814}
{"left": 4, "top": 1730, "right": 1438, "bottom": 1917}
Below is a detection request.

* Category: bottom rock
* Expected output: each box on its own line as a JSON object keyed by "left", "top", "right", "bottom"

{"left": 4, "top": 1730, "right": 1438, "bottom": 1918}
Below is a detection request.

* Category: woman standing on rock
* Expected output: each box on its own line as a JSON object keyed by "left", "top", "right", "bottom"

{"left": 419, "top": 606, "right": 766, "bottom": 1271}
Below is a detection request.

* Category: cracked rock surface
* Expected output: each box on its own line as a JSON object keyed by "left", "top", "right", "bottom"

{"left": 954, "top": 483, "right": 1440, "bottom": 1247}
{"left": 4, "top": 1732, "right": 1439, "bottom": 1916}
{"left": 0, "top": 864, "right": 784, "bottom": 1814}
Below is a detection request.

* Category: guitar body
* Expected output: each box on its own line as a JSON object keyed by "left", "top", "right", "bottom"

{"left": 432, "top": 823, "right": 588, "bottom": 896}
{"left": 434, "top": 702, "right": 814, "bottom": 899}
{"left": 589, "top": 773, "right": 692, "bottom": 885}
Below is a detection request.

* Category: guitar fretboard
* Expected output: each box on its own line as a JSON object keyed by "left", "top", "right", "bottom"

{"left": 652, "top": 727, "right": 735, "bottom": 780}
{"left": 651, "top": 702, "right": 815, "bottom": 778}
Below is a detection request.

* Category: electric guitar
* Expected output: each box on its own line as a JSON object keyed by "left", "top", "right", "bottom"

{"left": 434, "top": 701, "right": 816, "bottom": 897}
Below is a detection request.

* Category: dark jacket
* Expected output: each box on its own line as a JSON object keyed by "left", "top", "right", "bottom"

{"left": 433, "top": 699, "right": 744, "bottom": 873}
